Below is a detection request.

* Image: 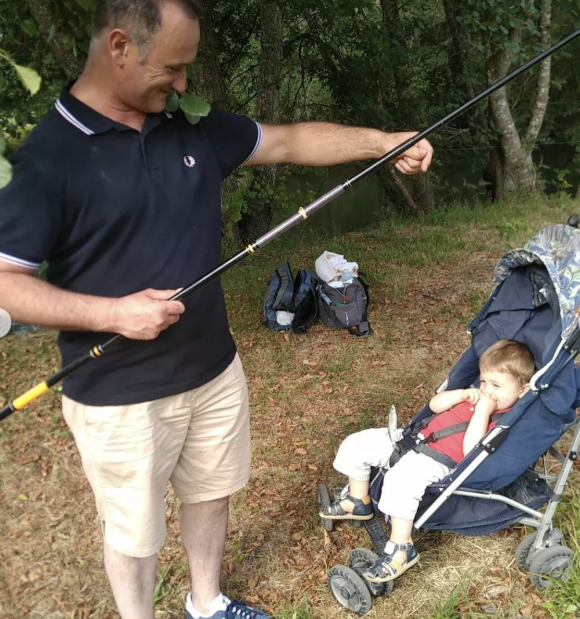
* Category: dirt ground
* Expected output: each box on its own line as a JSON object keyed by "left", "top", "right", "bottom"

{"left": 1, "top": 203, "right": 578, "bottom": 619}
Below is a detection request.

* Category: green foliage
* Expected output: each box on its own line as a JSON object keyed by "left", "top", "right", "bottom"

{"left": 3, "top": 0, "right": 580, "bottom": 217}
{"left": 225, "top": 166, "right": 316, "bottom": 225}
{"left": 429, "top": 580, "right": 470, "bottom": 618}
{"left": 0, "top": 133, "right": 11, "bottom": 188}
{"left": 178, "top": 93, "right": 211, "bottom": 125}
{"left": 0, "top": 50, "right": 42, "bottom": 95}
{"left": 0, "top": 44, "right": 42, "bottom": 188}
{"left": 0, "top": 0, "right": 66, "bottom": 134}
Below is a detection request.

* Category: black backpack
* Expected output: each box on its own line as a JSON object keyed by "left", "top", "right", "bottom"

{"left": 263, "top": 263, "right": 319, "bottom": 333}
{"left": 317, "top": 274, "right": 370, "bottom": 337}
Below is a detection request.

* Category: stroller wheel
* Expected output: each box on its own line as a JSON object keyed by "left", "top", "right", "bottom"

{"left": 515, "top": 531, "right": 540, "bottom": 570}
{"left": 318, "top": 484, "right": 334, "bottom": 532}
{"left": 327, "top": 565, "right": 373, "bottom": 615}
{"left": 349, "top": 548, "right": 394, "bottom": 597}
{"left": 528, "top": 545, "right": 575, "bottom": 591}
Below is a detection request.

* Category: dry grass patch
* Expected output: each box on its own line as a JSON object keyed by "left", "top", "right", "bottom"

{"left": 1, "top": 196, "right": 578, "bottom": 618}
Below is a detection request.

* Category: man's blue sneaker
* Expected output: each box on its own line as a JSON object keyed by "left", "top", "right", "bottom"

{"left": 185, "top": 593, "right": 273, "bottom": 619}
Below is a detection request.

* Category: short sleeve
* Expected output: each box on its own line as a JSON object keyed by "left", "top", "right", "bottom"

{"left": 0, "top": 145, "right": 63, "bottom": 269}
{"left": 200, "top": 108, "right": 262, "bottom": 180}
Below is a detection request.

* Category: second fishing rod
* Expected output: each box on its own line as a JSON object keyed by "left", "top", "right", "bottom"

{"left": 1, "top": 26, "right": 580, "bottom": 422}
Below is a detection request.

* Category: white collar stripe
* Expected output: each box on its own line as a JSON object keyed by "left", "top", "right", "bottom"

{"left": 0, "top": 251, "right": 40, "bottom": 270}
{"left": 240, "top": 121, "right": 263, "bottom": 167}
{"left": 55, "top": 100, "right": 94, "bottom": 135}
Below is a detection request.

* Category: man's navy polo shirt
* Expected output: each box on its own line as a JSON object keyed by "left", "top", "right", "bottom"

{"left": 0, "top": 87, "right": 261, "bottom": 406}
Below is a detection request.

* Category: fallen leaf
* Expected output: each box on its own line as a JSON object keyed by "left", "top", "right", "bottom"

{"left": 288, "top": 463, "right": 301, "bottom": 471}
{"left": 17, "top": 494, "right": 28, "bottom": 501}
{"left": 294, "top": 448, "right": 308, "bottom": 456}
{"left": 308, "top": 464, "right": 318, "bottom": 471}
{"left": 520, "top": 604, "right": 534, "bottom": 616}
{"left": 488, "top": 585, "right": 509, "bottom": 597}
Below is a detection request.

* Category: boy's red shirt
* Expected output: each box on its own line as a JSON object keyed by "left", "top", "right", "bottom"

{"left": 422, "top": 400, "right": 510, "bottom": 464}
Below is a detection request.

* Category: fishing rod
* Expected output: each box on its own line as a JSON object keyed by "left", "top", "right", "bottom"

{"left": 2, "top": 28, "right": 580, "bottom": 423}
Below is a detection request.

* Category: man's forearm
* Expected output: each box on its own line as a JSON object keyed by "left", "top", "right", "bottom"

{"left": 283, "top": 122, "right": 393, "bottom": 166}
{"left": 0, "top": 273, "right": 113, "bottom": 332}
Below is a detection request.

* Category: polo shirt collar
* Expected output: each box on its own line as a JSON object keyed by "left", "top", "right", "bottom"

{"left": 55, "top": 84, "right": 174, "bottom": 136}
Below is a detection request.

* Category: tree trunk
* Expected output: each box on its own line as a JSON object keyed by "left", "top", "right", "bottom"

{"left": 486, "top": 1, "right": 552, "bottom": 198}
{"left": 382, "top": 168, "right": 419, "bottom": 215}
{"left": 443, "top": 0, "right": 505, "bottom": 198}
{"left": 525, "top": 0, "right": 552, "bottom": 147}
{"left": 236, "top": 1, "right": 283, "bottom": 244}
{"left": 487, "top": 31, "right": 536, "bottom": 195}
{"left": 196, "top": 0, "right": 224, "bottom": 106}
{"left": 25, "top": 0, "right": 85, "bottom": 79}
{"left": 380, "top": 0, "right": 437, "bottom": 211}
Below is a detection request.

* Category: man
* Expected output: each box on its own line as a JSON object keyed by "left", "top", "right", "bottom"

{"left": 0, "top": 1, "right": 433, "bottom": 618}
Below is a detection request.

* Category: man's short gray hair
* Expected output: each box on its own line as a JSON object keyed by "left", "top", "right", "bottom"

{"left": 93, "top": 0, "right": 202, "bottom": 60}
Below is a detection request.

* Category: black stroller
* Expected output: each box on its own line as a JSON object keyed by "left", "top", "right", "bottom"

{"left": 318, "top": 220, "right": 580, "bottom": 615}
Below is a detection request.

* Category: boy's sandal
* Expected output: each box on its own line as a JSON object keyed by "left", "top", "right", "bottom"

{"left": 363, "top": 542, "right": 420, "bottom": 583}
{"left": 319, "top": 494, "right": 374, "bottom": 520}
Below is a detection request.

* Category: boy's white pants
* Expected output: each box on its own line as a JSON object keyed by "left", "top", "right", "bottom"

{"left": 333, "top": 428, "right": 451, "bottom": 521}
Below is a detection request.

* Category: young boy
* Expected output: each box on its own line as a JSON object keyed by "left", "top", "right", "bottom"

{"left": 320, "top": 339, "right": 535, "bottom": 583}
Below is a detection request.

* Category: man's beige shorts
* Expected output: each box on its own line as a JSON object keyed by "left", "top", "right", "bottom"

{"left": 62, "top": 354, "right": 250, "bottom": 558}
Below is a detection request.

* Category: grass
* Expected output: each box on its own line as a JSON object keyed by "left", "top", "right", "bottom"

{"left": 1, "top": 193, "right": 579, "bottom": 618}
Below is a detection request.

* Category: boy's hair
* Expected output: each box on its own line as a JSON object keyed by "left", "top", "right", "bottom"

{"left": 479, "top": 340, "right": 535, "bottom": 385}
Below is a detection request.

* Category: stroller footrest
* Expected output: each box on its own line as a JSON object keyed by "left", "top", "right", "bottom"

{"left": 364, "top": 516, "right": 389, "bottom": 554}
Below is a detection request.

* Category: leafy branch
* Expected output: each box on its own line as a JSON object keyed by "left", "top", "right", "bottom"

{"left": 0, "top": 49, "right": 42, "bottom": 188}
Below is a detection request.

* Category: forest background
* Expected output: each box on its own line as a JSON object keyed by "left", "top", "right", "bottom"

{"left": 2, "top": 0, "right": 580, "bottom": 240}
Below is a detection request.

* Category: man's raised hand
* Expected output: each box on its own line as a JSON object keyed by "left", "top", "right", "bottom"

{"left": 386, "top": 132, "right": 434, "bottom": 175}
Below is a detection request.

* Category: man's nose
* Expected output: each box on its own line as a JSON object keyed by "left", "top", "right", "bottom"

{"left": 172, "top": 68, "right": 187, "bottom": 93}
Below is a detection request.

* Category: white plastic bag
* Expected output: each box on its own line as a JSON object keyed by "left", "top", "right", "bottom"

{"left": 315, "top": 251, "right": 359, "bottom": 283}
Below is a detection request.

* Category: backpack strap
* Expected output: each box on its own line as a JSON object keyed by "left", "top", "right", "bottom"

{"left": 348, "top": 321, "right": 370, "bottom": 337}
{"left": 272, "top": 263, "right": 294, "bottom": 311}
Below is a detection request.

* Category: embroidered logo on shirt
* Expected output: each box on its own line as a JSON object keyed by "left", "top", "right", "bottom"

{"left": 184, "top": 156, "right": 196, "bottom": 168}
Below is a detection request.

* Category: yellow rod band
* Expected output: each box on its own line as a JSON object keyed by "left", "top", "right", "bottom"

{"left": 247, "top": 244, "right": 256, "bottom": 254}
{"left": 92, "top": 346, "right": 102, "bottom": 357}
{"left": 299, "top": 207, "right": 308, "bottom": 220}
{"left": 13, "top": 382, "right": 50, "bottom": 410}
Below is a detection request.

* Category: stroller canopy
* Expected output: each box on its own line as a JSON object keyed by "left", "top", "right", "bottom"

{"left": 494, "top": 224, "right": 580, "bottom": 338}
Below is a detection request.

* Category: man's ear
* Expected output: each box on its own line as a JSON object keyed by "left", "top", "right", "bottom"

{"left": 109, "top": 29, "right": 131, "bottom": 67}
{"left": 519, "top": 383, "right": 531, "bottom": 398}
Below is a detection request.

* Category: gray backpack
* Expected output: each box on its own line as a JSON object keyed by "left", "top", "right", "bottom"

{"left": 317, "top": 275, "right": 370, "bottom": 337}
